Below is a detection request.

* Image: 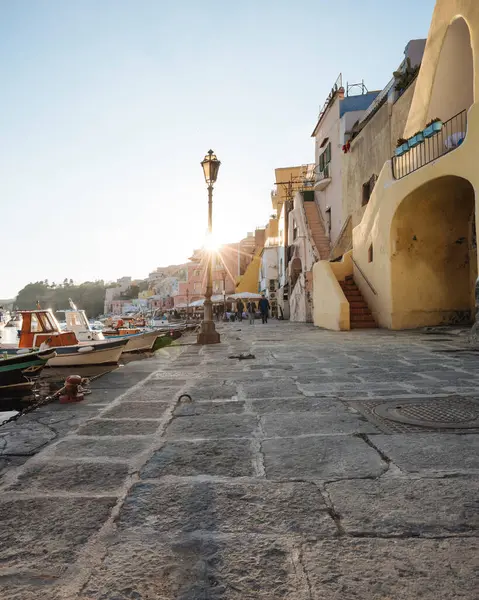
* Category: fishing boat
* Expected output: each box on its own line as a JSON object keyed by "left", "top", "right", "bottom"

{"left": 0, "top": 309, "right": 127, "bottom": 367}
{"left": 0, "top": 348, "right": 56, "bottom": 393}
{"left": 64, "top": 302, "right": 161, "bottom": 353}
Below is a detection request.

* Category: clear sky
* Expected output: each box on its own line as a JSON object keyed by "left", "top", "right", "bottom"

{"left": 0, "top": 0, "right": 436, "bottom": 298}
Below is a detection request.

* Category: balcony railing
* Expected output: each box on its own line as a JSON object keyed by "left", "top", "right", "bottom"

{"left": 314, "top": 164, "right": 331, "bottom": 190}
{"left": 392, "top": 110, "right": 467, "bottom": 180}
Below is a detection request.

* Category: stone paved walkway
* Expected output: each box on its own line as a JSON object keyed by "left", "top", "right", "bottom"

{"left": 0, "top": 322, "right": 478, "bottom": 599}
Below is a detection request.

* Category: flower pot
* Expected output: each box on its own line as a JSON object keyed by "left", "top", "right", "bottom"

{"left": 408, "top": 135, "right": 419, "bottom": 148}
{"left": 423, "top": 121, "right": 443, "bottom": 138}
{"left": 423, "top": 125, "right": 434, "bottom": 138}
{"left": 395, "top": 146, "right": 405, "bottom": 157}
{"left": 415, "top": 132, "right": 424, "bottom": 144}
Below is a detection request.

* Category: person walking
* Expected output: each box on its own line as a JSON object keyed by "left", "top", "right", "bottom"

{"left": 237, "top": 300, "right": 245, "bottom": 322}
{"left": 259, "top": 294, "right": 270, "bottom": 324}
{"left": 247, "top": 301, "right": 256, "bottom": 325}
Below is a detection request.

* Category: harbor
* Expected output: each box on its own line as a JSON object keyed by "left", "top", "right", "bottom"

{"left": 0, "top": 322, "right": 478, "bottom": 599}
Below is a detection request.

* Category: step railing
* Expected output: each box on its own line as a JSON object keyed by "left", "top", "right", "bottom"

{"left": 392, "top": 110, "right": 467, "bottom": 180}
{"left": 351, "top": 257, "right": 377, "bottom": 296}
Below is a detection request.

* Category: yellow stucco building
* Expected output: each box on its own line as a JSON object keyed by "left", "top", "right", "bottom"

{"left": 315, "top": 0, "right": 479, "bottom": 330}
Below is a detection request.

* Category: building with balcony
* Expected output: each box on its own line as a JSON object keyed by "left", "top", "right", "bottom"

{"left": 311, "top": 78, "right": 379, "bottom": 254}
{"left": 314, "top": 0, "right": 479, "bottom": 331}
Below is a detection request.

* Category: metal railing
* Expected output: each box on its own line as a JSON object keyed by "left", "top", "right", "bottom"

{"left": 392, "top": 110, "right": 467, "bottom": 180}
{"left": 315, "top": 164, "right": 330, "bottom": 183}
{"left": 352, "top": 257, "right": 377, "bottom": 296}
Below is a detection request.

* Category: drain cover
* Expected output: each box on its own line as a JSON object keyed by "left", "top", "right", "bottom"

{"left": 373, "top": 399, "right": 479, "bottom": 429}
{"left": 347, "top": 396, "right": 479, "bottom": 433}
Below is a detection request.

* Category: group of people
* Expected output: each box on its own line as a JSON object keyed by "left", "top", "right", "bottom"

{"left": 225, "top": 295, "right": 271, "bottom": 325}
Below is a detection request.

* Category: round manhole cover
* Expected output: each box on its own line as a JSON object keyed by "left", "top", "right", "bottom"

{"left": 373, "top": 400, "right": 479, "bottom": 429}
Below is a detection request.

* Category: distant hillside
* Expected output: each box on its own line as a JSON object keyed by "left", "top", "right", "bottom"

{"left": 0, "top": 299, "right": 14, "bottom": 309}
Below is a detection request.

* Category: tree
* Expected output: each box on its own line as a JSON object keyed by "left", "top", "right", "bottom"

{"left": 15, "top": 280, "right": 109, "bottom": 317}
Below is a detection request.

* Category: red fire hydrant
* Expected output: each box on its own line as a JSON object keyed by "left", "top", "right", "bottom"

{"left": 59, "top": 375, "right": 85, "bottom": 404}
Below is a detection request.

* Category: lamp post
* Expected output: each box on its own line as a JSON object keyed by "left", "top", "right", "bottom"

{"left": 186, "top": 288, "right": 189, "bottom": 324}
{"left": 197, "top": 150, "right": 221, "bottom": 344}
{"left": 223, "top": 272, "right": 227, "bottom": 318}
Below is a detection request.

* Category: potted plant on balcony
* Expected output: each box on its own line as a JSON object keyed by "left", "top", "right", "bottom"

{"left": 395, "top": 137, "right": 410, "bottom": 157}
{"left": 408, "top": 130, "right": 425, "bottom": 148}
{"left": 423, "top": 118, "right": 443, "bottom": 138}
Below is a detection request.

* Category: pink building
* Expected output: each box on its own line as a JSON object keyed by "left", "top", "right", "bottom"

{"left": 148, "top": 295, "right": 174, "bottom": 311}
{"left": 174, "top": 235, "right": 256, "bottom": 307}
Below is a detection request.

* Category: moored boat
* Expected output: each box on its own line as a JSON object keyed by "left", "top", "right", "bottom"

{"left": 64, "top": 302, "right": 161, "bottom": 353}
{"left": 0, "top": 348, "right": 56, "bottom": 393}
{"left": 0, "top": 309, "right": 127, "bottom": 367}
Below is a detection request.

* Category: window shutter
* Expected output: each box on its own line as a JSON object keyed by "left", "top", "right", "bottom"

{"left": 326, "top": 142, "right": 331, "bottom": 164}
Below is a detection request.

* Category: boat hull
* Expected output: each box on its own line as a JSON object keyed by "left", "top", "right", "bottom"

{"left": 104, "top": 330, "right": 161, "bottom": 353}
{"left": 46, "top": 339, "right": 127, "bottom": 367}
{"left": 0, "top": 349, "right": 54, "bottom": 392}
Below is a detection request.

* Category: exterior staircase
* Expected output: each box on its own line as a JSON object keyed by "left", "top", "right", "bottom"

{"left": 303, "top": 201, "right": 330, "bottom": 259}
{"left": 339, "top": 275, "right": 377, "bottom": 329}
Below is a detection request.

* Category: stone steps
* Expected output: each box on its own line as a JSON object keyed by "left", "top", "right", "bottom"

{"left": 339, "top": 277, "right": 377, "bottom": 329}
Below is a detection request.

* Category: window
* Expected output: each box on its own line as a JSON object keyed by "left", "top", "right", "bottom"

{"left": 194, "top": 270, "right": 201, "bottom": 277}
{"left": 269, "top": 279, "right": 276, "bottom": 292}
{"left": 319, "top": 142, "right": 332, "bottom": 173}
{"left": 362, "top": 174, "right": 377, "bottom": 206}
{"left": 214, "top": 282, "right": 221, "bottom": 293}
{"left": 194, "top": 282, "right": 201, "bottom": 292}
{"left": 368, "top": 244, "right": 374, "bottom": 263}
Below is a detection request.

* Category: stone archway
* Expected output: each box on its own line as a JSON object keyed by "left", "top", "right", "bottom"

{"left": 390, "top": 175, "right": 476, "bottom": 329}
{"left": 427, "top": 17, "right": 474, "bottom": 123}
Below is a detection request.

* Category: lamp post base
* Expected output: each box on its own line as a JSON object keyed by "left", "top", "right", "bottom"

{"left": 197, "top": 320, "right": 221, "bottom": 345}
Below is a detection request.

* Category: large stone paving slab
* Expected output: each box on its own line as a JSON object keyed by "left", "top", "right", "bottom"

{"left": 80, "top": 534, "right": 307, "bottom": 599}
{"left": 174, "top": 400, "right": 245, "bottom": 416}
{"left": 117, "top": 480, "right": 335, "bottom": 536}
{"left": 0, "top": 497, "right": 116, "bottom": 571}
{"left": 120, "top": 384, "right": 183, "bottom": 402}
{"left": 49, "top": 436, "right": 153, "bottom": 459}
{"left": 327, "top": 477, "right": 479, "bottom": 536}
{"left": 101, "top": 401, "right": 170, "bottom": 419}
{"left": 250, "top": 396, "right": 339, "bottom": 414}
{"left": 165, "top": 414, "right": 258, "bottom": 440}
{"left": 241, "top": 378, "right": 301, "bottom": 398}
{"left": 263, "top": 435, "right": 386, "bottom": 479}
{"left": 261, "top": 411, "right": 379, "bottom": 437}
{"left": 0, "top": 422, "right": 57, "bottom": 456}
{"left": 76, "top": 419, "right": 160, "bottom": 436}
{"left": 183, "top": 380, "right": 238, "bottom": 400}
{"left": 141, "top": 439, "right": 255, "bottom": 477}
{"left": 302, "top": 538, "right": 479, "bottom": 599}
{"left": 371, "top": 433, "right": 479, "bottom": 473}
{"left": 9, "top": 461, "right": 129, "bottom": 493}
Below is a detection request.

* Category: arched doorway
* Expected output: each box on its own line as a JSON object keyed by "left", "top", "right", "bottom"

{"left": 427, "top": 17, "right": 474, "bottom": 123}
{"left": 290, "top": 256, "right": 302, "bottom": 289}
{"left": 390, "top": 176, "right": 477, "bottom": 329}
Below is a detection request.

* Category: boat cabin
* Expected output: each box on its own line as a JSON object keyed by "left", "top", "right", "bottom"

{"left": 63, "top": 309, "right": 105, "bottom": 342}
{"left": 18, "top": 310, "right": 78, "bottom": 348}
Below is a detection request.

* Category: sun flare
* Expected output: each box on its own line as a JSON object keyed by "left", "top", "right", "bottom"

{"left": 203, "top": 232, "right": 220, "bottom": 253}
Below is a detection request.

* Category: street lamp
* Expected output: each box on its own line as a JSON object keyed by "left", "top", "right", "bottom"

{"left": 197, "top": 150, "right": 221, "bottom": 344}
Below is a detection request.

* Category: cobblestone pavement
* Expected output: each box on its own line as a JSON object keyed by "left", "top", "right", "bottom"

{"left": 0, "top": 322, "right": 478, "bottom": 599}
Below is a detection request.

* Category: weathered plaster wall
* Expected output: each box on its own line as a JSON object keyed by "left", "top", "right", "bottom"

{"left": 352, "top": 0, "right": 479, "bottom": 330}
{"left": 313, "top": 253, "right": 352, "bottom": 330}
{"left": 342, "top": 82, "right": 416, "bottom": 232}
{"left": 405, "top": 0, "right": 479, "bottom": 137}
{"left": 390, "top": 177, "right": 476, "bottom": 328}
